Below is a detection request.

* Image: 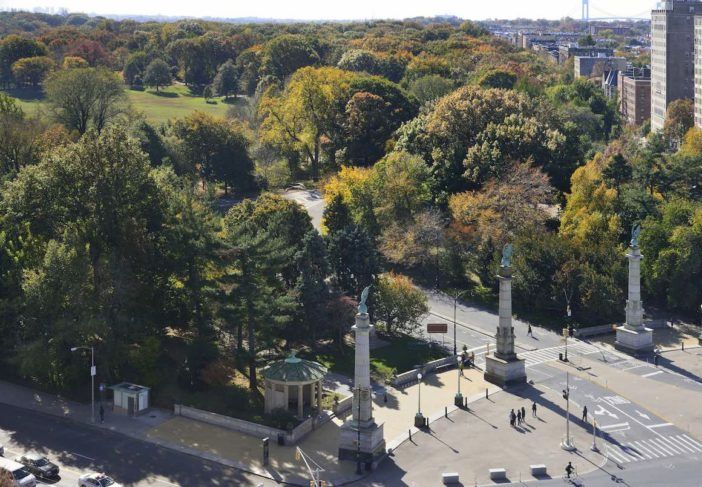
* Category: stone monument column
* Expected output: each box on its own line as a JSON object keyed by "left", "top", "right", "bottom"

{"left": 616, "top": 224, "right": 653, "bottom": 353}
{"left": 484, "top": 244, "right": 526, "bottom": 387}
{"left": 339, "top": 287, "right": 385, "bottom": 467}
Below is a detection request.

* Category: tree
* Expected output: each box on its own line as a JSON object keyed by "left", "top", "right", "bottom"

{"left": 601, "top": 153, "right": 632, "bottom": 196}
{"left": 294, "top": 231, "right": 331, "bottom": 346}
{"left": 663, "top": 99, "right": 694, "bottom": 147}
{"left": 11, "top": 56, "right": 54, "bottom": 86}
{"left": 374, "top": 273, "right": 429, "bottom": 335}
{"left": 408, "top": 75, "right": 454, "bottom": 104}
{"left": 0, "top": 34, "right": 47, "bottom": 86}
{"left": 262, "top": 34, "right": 320, "bottom": 80}
{"left": 63, "top": 56, "right": 89, "bottom": 70}
{"left": 259, "top": 67, "right": 352, "bottom": 180}
{"left": 578, "top": 34, "right": 596, "bottom": 46}
{"left": 212, "top": 59, "right": 240, "bottom": 100}
{"left": 0, "top": 93, "right": 45, "bottom": 177}
{"left": 143, "top": 59, "right": 172, "bottom": 92}
{"left": 478, "top": 70, "right": 517, "bottom": 90}
{"left": 322, "top": 193, "right": 353, "bottom": 235}
{"left": 44, "top": 67, "right": 126, "bottom": 134}
{"left": 327, "top": 225, "right": 379, "bottom": 297}
{"left": 123, "top": 51, "right": 148, "bottom": 86}
{"left": 173, "top": 111, "right": 256, "bottom": 194}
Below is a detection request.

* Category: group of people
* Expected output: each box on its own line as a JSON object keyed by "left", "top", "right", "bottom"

{"left": 509, "top": 402, "right": 538, "bottom": 427}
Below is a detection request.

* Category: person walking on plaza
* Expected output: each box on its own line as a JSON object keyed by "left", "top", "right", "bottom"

{"left": 532, "top": 401, "right": 537, "bottom": 417}
{"left": 99, "top": 404, "right": 105, "bottom": 423}
{"left": 517, "top": 409, "right": 522, "bottom": 425}
{"left": 510, "top": 409, "right": 516, "bottom": 427}
{"left": 582, "top": 405, "right": 588, "bottom": 422}
{"left": 521, "top": 406, "right": 526, "bottom": 422}
{"left": 527, "top": 324, "right": 533, "bottom": 337}
{"left": 565, "top": 461, "right": 574, "bottom": 479}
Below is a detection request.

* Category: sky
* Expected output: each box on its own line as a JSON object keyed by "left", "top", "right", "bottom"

{"left": 0, "top": 0, "right": 657, "bottom": 20}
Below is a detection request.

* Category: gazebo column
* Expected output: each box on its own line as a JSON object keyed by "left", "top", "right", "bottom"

{"left": 297, "top": 384, "right": 303, "bottom": 418}
{"left": 317, "top": 381, "right": 322, "bottom": 414}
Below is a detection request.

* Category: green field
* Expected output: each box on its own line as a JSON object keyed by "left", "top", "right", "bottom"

{"left": 2, "top": 83, "right": 237, "bottom": 125}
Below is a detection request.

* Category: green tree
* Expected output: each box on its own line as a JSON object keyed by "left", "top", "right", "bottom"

{"left": 294, "top": 230, "right": 331, "bottom": 347}
{"left": 327, "top": 225, "right": 379, "bottom": 297}
{"left": 123, "top": 51, "right": 148, "bottom": 86}
{"left": 212, "top": 59, "right": 240, "bottom": 100}
{"left": 408, "top": 75, "right": 454, "bottom": 104}
{"left": 322, "top": 193, "right": 353, "bottom": 235}
{"left": 602, "top": 153, "right": 633, "bottom": 196}
{"left": 173, "top": 111, "right": 255, "bottom": 194}
{"left": 663, "top": 99, "right": 694, "bottom": 148}
{"left": 0, "top": 93, "right": 45, "bottom": 177}
{"left": 374, "top": 273, "right": 429, "bottom": 335}
{"left": 478, "top": 70, "right": 517, "bottom": 90}
{"left": 143, "top": 59, "right": 172, "bottom": 92}
{"left": 262, "top": 34, "right": 320, "bottom": 80}
{"left": 0, "top": 34, "right": 47, "bottom": 86}
{"left": 44, "top": 67, "right": 126, "bottom": 134}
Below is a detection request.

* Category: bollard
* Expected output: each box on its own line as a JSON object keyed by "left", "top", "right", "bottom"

{"left": 409, "top": 429, "right": 412, "bottom": 441}
{"left": 682, "top": 342, "right": 685, "bottom": 351}
{"left": 486, "top": 388, "right": 488, "bottom": 399}
{"left": 445, "top": 406, "right": 448, "bottom": 418}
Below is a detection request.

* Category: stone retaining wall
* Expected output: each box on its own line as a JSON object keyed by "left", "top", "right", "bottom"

{"left": 173, "top": 404, "right": 330, "bottom": 444}
{"left": 392, "top": 355, "right": 454, "bottom": 388}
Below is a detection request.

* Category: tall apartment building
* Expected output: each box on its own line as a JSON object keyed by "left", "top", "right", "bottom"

{"left": 619, "top": 68, "right": 652, "bottom": 126}
{"left": 651, "top": 1, "right": 702, "bottom": 132}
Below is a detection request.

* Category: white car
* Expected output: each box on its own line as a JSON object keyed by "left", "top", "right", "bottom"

{"left": 78, "top": 473, "right": 122, "bottom": 487}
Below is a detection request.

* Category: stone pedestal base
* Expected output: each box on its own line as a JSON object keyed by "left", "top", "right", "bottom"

{"left": 484, "top": 354, "right": 526, "bottom": 387}
{"left": 338, "top": 420, "right": 386, "bottom": 467}
{"left": 615, "top": 326, "right": 653, "bottom": 354}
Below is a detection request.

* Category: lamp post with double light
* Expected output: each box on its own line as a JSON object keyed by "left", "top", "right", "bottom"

{"left": 454, "top": 355, "right": 464, "bottom": 407}
{"left": 414, "top": 372, "right": 424, "bottom": 427}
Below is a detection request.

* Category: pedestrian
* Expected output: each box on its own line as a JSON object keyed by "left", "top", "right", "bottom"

{"left": 582, "top": 405, "right": 588, "bottom": 422}
{"left": 517, "top": 409, "right": 522, "bottom": 425}
{"left": 521, "top": 406, "right": 526, "bottom": 422}
{"left": 527, "top": 324, "right": 533, "bottom": 337}
{"left": 510, "top": 409, "right": 516, "bottom": 427}
{"left": 565, "top": 461, "right": 574, "bottom": 479}
{"left": 532, "top": 401, "right": 537, "bottom": 417}
{"left": 99, "top": 404, "right": 105, "bottom": 423}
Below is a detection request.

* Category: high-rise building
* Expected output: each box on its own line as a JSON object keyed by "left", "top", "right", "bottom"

{"left": 651, "top": 1, "right": 702, "bottom": 132}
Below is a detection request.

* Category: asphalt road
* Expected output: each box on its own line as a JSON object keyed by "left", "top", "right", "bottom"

{"left": 0, "top": 403, "right": 276, "bottom": 487}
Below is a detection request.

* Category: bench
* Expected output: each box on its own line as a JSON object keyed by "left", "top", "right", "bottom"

{"left": 530, "top": 464, "right": 547, "bottom": 476}
{"left": 489, "top": 468, "right": 507, "bottom": 480}
{"left": 442, "top": 472, "right": 459, "bottom": 485}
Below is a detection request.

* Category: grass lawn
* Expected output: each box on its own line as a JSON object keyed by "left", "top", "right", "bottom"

{"left": 307, "top": 334, "right": 448, "bottom": 383}
{"left": 127, "top": 84, "right": 236, "bottom": 124}
{"left": 2, "top": 83, "right": 238, "bottom": 125}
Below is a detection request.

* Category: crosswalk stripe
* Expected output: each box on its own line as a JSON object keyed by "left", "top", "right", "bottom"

{"left": 658, "top": 436, "right": 689, "bottom": 454}
{"left": 622, "top": 444, "right": 646, "bottom": 460}
{"left": 607, "top": 446, "right": 630, "bottom": 463}
{"left": 682, "top": 435, "right": 702, "bottom": 449}
{"left": 665, "top": 435, "right": 697, "bottom": 454}
{"left": 633, "top": 441, "right": 658, "bottom": 458}
{"left": 675, "top": 435, "right": 702, "bottom": 452}
{"left": 649, "top": 438, "right": 677, "bottom": 456}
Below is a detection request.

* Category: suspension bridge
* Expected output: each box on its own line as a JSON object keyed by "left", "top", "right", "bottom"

{"left": 570, "top": 0, "right": 652, "bottom": 22}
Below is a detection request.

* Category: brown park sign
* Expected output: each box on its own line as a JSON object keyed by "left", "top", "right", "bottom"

{"left": 427, "top": 323, "right": 448, "bottom": 334}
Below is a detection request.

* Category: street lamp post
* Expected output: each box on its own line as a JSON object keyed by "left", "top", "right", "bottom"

{"left": 454, "top": 356, "right": 463, "bottom": 407}
{"left": 561, "top": 372, "right": 575, "bottom": 451}
{"left": 414, "top": 372, "right": 424, "bottom": 428}
{"left": 70, "top": 345, "right": 95, "bottom": 424}
{"left": 452, "top": 291, "right": 466, "bottom": 356}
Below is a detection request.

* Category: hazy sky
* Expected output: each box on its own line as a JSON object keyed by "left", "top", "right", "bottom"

{"left": 0, "top": 0, "right": 657, "bottom": 20}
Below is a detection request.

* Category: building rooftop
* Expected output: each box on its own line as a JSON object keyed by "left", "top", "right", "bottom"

{"left": 262, "top": 351, "right": 327, "bottom": 383}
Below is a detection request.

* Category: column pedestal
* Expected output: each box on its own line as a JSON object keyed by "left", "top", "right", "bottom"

{"left": 338, "top": 312, "right": 385, "bottom": 467}
{"left": 615, "top": 246, "right": 653, "bottom": 354}
{"left": 484, "top": 268, "right": 526, "bottom": 387}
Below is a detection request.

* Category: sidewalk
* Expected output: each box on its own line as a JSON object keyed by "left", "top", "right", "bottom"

{"left": 362, "top": 381, "right": 606, "bottom": 486}
{"left": 148, "top": 366, "right": 494, "bottom": 485}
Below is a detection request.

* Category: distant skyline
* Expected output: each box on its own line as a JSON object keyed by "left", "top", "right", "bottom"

{"left": 0, "top": 0, "right": 657, "bottom": 21}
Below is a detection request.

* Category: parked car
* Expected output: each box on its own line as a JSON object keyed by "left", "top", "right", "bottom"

{"left": 0, "top": 457, "right": 37, "bottom": 487}
{"left": 15, "top": 453, "right": 59, "bottom": 478}
{"left": 78, "top": 473, "right": 122, "bottom": 487}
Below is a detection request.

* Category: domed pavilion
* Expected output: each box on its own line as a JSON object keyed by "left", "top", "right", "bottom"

{"left": 262, "top": 351, "right": 327, "bottom": 420}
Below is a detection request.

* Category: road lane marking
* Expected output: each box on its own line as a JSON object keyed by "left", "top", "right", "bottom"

{"left": 649, "top": 438, "right": 677, "bottom": 456}
{"left": 622, "top": 364, "right": 648, "bottom": 371}
{"left": 682, "top": 435, "right": 702, "bottom": 449}
{"left": 71, "top": 452, "right": 95, "bottom": 461}
{"left": 641, "top": 370, "right": 664, "bottom": 378}
{"left": 633, "top": 441, "right": 658, "bottom": 458}
{"left": 664, "top": 435, "right": 697, "bottom": 454}
{"left": 599, "top": 422, "right": 629, "bottom": 431}
{"left": 648, "top": 423, "right": 673, "bottom": 429}
{"left": 675, "top": 435, "right": 702, "bottom": 452}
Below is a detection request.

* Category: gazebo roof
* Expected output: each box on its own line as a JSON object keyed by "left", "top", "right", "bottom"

{"left": 262, "top": 351, "right": 327, "bottom": 383}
